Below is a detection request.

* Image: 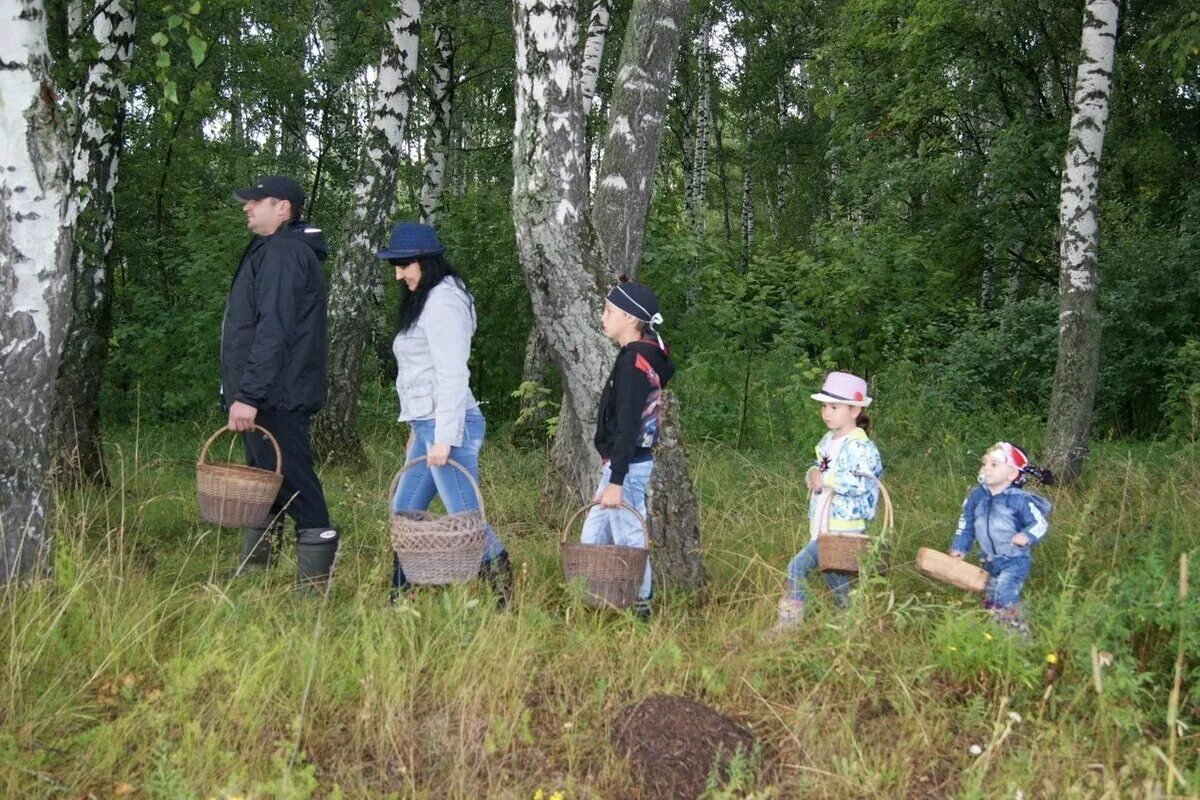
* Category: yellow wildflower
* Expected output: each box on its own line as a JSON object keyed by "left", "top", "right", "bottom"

{"left": 983, "top": 632, "right": 993, "bottom": 641}
{"left": 1045, "top": 653, "right": 1058, "bottom": 665}
{"left": 533, "top": 791, "right": 544, "bottom": 800}
{"left": 550, "top": 793, "right": 565, "bottom": 800}
{"left": 947, "top": 645, "right": 957, "bottom": 652}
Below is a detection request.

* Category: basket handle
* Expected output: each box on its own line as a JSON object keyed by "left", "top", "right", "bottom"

{"left": 197, "top": 425, "right": 283, "bottom": 475}
{"left": 387, "top": 456, "right": 487, "bottom": 523}
{"left": 816, "top": 471, "right": 893, "bottom": 537}
{"left": 560, "top": 501, "right": 649, "bottom": 545}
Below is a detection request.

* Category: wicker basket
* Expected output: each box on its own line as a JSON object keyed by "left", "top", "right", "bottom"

{"left": 916, "top": 547, "right": 989, "bottom": 594}
{"left": 196, "top": 425, "right": 284, "bottom": 528}
{"left": 560, "top": 502, "right": 650, "bottom": 610}
{"left": 388, "top": 457, "right": 489, "bottom": 585}
{"left": 815, "top": 472, "right": 894, "bottom": 574}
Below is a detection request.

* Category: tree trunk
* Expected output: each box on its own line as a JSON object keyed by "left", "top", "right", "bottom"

{"left": 980, "top": 241, "right": 996, "bottom": 311}
{"left": 53, "top": 0, "right": 135, "bottom": 488}
{"left": 1008, "top": 241, "right": 1024, "bottom": 302}
{"left": 740, "top": 126, "right": 754, "bottom": 273}
{"left": 1044, "top": 0, "right": 1119, "bottom": 484}
{"left": 513, "top": 0, "right": 608, "bottom": 497}
{"left": 580, "top": 0, "right": 612, "bottom": 116}
{"left": 419, "top": 23, "right": 455, "bottom": 225}
{"left": 690, "top": 18, "right": 709, "bottom": 240}
{"left": 312, "top": 0, "right": 421, "bottom": 467}
{"left": 714, "top": 103, "right": 731, "bottom": 247}
{"left": 1, "top": 0, "right": 76, "bottom": 583}
{"left": 514, "top": 0, "right": 702, "bottom": 591}
{"left": 511, "top": 326, "right": 554, "bottom": 447}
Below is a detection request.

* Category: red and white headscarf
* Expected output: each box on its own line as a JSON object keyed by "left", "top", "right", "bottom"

{"left": 992, "top": 441, "right": 1028, "bottom": 471}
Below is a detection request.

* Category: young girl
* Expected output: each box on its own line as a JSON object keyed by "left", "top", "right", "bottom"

{"left": 579, "top": 278, "right": 674, "bottom": 621}
{"left": 949, "top": 442, "right": 1053, "bottom": 636}
{"left": 767, "top": 371, "right": 884, "bottom": 637}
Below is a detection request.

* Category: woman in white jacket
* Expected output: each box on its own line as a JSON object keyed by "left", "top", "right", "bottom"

{"left": 377, "top": 222, "right": 510, "bottom": 607}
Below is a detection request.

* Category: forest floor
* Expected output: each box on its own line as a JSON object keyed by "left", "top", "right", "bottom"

{"left": 1, "top": 421, "right": 1197, "bottom": 799}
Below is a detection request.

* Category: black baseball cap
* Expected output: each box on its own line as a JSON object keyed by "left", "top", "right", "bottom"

{"left": 231, "top": 175, "right": 305, "bottom": 210}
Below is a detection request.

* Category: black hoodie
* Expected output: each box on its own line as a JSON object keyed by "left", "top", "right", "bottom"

{"left": 594, "top": 337, "right": 676, "bottom": 485}
{"left": 220, "top": 219, "right": 328, "bottom": 414}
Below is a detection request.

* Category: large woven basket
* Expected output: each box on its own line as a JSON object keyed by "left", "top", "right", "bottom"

{"left": 197, "top": 425, "right": 283, "bottom": 528}
{"left": 815, "top": 472, "right": 894, "bottom": 574}
{"left": 388, "top": 457, "right": 488, "bottom": 585}
{"left": 560, "top": 502, "right": 649, "bottom": 610}
{"left": 916, "top": 547, "right": 989, "bottom": 594}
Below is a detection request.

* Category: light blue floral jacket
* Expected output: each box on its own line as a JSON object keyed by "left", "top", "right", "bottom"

{"left": 806, "top": 428, "right": 884, "bottom": 539}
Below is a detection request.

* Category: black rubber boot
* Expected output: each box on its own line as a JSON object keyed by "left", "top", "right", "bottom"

{"left": 235, "top": 521, "right": 282, "bottom": 575}
{"left": 479, "top": 551, "right": 513, "bottom": 611}
{"left": 296, "top": 527, "right": 339, "bottom": 592}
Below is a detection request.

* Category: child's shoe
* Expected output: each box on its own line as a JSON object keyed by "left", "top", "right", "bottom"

{"left": 764, "top": 598, "right": 805, "bottom": 640}
{"left": 990, "top": 605, "right": 1032, "bottom": 641}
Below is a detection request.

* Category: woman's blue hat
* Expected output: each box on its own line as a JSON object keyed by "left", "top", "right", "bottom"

{"left": 376, "top": 222, "right": 446, "bottom": 260}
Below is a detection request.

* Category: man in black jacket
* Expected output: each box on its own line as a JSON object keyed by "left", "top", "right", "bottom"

{"left": 223, "top": 175, "right": 337, "bottom": 587}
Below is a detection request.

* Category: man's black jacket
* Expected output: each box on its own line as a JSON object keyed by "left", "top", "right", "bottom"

{"left": 220, "top": 220, "right": 328, "bottom": 414}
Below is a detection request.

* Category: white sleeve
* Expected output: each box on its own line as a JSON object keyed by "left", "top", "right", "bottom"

{"left": 422, "top": 286, "right": 474, "bottom": 446}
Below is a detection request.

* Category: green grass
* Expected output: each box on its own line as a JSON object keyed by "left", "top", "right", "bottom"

{"left": 1, "top": 420, "right": 1197, "bottom": 798}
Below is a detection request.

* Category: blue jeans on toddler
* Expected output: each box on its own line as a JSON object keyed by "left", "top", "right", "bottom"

{"left": 785, "top": 539, "right": 851, "bottom": 607}
{"left": 391, "top": 407, "right": 504, "bottom": 590}
{"left": 580, "top": 460, "right": 653, "bottom": 601}
{"left": 982, "top": 554, "right": 1030, "bottom": 610}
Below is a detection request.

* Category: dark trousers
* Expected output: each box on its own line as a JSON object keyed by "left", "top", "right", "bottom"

{"left": 242, "top": 410, "right": 330, "bottom": 530}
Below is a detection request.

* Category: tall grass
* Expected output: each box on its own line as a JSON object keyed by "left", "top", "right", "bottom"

{"left": 1, "top": 414, "right": 1196, "bottom": 798}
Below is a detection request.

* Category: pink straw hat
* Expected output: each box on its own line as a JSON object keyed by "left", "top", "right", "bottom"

{"left": 811, "top": 371, "right": 873, "bottom": 407}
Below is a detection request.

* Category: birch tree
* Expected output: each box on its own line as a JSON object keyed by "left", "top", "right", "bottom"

{"left": 1, "top": 0, "right": 75, "bottom": 582}
{"left": 313, "top": 0, "right": 421, "bottom": 465}
{"left": 1044, "top": 0, "right": 1120, "bottom": 483}
{"left": 514, "top": 0, "right": 613, "bottom": 446}
{"left": 690, "top": 17, "right": 710, "bottom": 240}
{"left": 580, "top": 0, "right": 612, "bottom": 116}
{"left": 419, "top": 23, "right": 455, "bottom": 225}
{"left": 514, "top": 0, "right": 702, "bottom": 590}
{"left": 53, "top": 0, "right": 136, "bottom": 487}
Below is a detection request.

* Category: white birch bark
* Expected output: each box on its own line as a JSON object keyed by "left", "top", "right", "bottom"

{"left": 419, "top": 23, "right": 455, "bottom": 225}
{"left": 775, "top": 79, "right": 789, "bottom": 224}
{"left": 1, "top": 0, "right": 76, "bottom": 583}
{"left": 53, "top": 0, "right": 135, "bottom": 486}
{"left": 740, "top": 135, "right": 753, "bottom": 273}
{"left": 580, "top": 0, "right": 612, "bottom": 115}
{"left": 513, "top": 0, "right": 608, "bottom": 496}
{"left": 691, "top": 18, "right": 710, "bottom": 239}
{"left": 1044, "top": 0, "right": 1120, "bottom": 483}
{"left": 313, "top": 0, "right": 421, "bottom": 465}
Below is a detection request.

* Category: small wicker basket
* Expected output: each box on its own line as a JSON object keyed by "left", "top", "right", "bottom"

{"left": 916, "top": 547, "right": 989, "bottom": 594}
{"left": 388, "top": 457, "right": 489, "bottom": 585}
{"left": 196, "top": 425, "right": 284, "bottom": 528}
{"left": 560, "top": 502, "right": 650, "bottom": 610}
{"left": 815, "top": 472, "right": 894, "bottom": 574}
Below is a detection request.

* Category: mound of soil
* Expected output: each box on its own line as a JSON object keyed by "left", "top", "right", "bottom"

{"left": 611, "top": 694, "right": 756, "bottom": 800}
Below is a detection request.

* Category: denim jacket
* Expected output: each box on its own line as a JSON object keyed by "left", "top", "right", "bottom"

{"left": 392, "top": 279, "right": 478, "bottom": 446}
{"left": 950, "top": 484, "right": 1051, "bottom": 560}
{"left": 806, "top": 428, "right": 884, "bottom": 540}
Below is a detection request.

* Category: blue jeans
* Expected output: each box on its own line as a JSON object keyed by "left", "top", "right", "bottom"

{"left": 785, "top": 539, "right": 851, "bottom": 606}
{"left": 580, "top": 460, "right": 653, "bottom": 601}
{"left": 982, "top": 554, "right": 1030, "bottom": 610}
{"left": 391, "top": 407, "right": 504, "bottom": 589}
